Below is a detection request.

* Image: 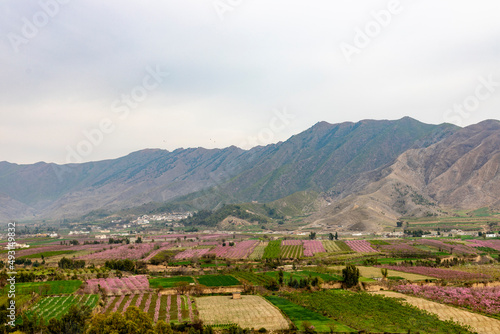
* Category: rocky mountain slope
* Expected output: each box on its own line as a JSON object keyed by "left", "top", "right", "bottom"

{"left": 303, "top": 120, "right": 500, "bottom": 232}
{"left": 10, "top": 116, "right": 500, "bottom": 231}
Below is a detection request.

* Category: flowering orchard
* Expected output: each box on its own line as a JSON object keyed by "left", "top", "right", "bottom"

{"left": 380, "top": 266, "right": 490, "bottom": 281}
{"left": 84, "top": 275, "right": 151, "bottom": 295}
{"left": 344, "top": 240, "right": 377, "bottom": 253}
{"left": 303, "top": 240, "right": 325, "bottom": 256}
{"left": 102, "top": 293, "right": 195, "bottom": 323}
{"left": 78, "top": 242, "right": 168, "bottom": 261}
{"left": 395, "top": 284, "right": 500, "bottom": 315}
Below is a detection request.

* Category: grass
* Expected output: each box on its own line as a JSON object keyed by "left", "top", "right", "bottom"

{"left": 3, "top": 280, "right": 82, "bottom": 295}
{"left": 149, "top": 276, "right": 195, "bottom": 288}
{"left": 20, "top": 250, "right": 77, "bottom": 259}
{"left": 265, "top": 296, "right": 354, "bottom": 332}
{"left": 196, "top": 275, "right": 240, "bottom": 287}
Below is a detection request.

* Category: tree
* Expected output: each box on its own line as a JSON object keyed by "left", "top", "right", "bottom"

{"left": 308, "top": 232, "right": 316, "bottom": 240}
{"left": 342, "top": 264, "right": 360, "bottom": 288}
{"left": 278, "top": 270, "right": 284, "bottom": 286}
{"left": 380, "top": 268, "right": 388, "bottom": 280}
{"left": 334, "top": 232, "right": 338, "bottom": 240}
{"left": 328, "top": 233, "right": 334, "bottom": 241}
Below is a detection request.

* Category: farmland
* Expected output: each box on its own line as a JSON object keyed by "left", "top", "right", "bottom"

{"left": 4, "top": 280, "right": 82, "bottom": 295}
{"left": 265, "top": 295, "right": 354, "bottom": 332}
{"left": 196, "top": 275, "right": 240, "bottom": 287}
{"left": 149, "top": 276, "right": 195, "bottom": 288}
{"left": 284, "top": 290, "right": 475, "bottom": 333}
{"left": 25, "top": 295, "right": 99, "bottom": 322}
{"left": 7, "top": 230, "right": 500, "bottom": 334}
{"left": 101, "top": 293, "right": 194, "bottom": 323}
{"left": 262, "top": 240, "right": 281, "bottom": 259}
{"left": 196, "top": 295, "right": 288, "bottom": 330}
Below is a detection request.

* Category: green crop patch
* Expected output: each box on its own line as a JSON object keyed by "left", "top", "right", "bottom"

{"left": 3, "top": 280, "right": 82, "bottom": 295}
{"left": 196, "top": 275, "right": 240, "bottom": 287}
{"left": 262, "top": 240, "right": 281, "bottom": 259}
{"left": 149, "top": 276, "right": 195, "bottom": 288}
{"left": 265, "top": 296, "right": 354, "bottom": 332}
{"left": 20, "top": 250, "right": 77, "bottom": 259}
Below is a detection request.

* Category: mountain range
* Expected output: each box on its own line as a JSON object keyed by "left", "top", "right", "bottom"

{"left": 1, "top": 117, "right": 499, "bottom": 231}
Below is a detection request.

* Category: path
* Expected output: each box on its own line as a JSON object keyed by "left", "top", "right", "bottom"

{"left": 371, "top": 291, "right": 500, "bottom": 334}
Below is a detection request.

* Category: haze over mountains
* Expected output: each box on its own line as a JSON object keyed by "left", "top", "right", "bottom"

{"left": 1, "top": 117, "right": 499, "bottom": 231}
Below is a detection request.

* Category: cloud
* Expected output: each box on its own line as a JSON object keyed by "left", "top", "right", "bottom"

{"left": 1, "top": 0, "right": 499, "bottom": 163}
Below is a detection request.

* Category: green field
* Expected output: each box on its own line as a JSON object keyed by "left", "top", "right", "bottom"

{"left": 265, "top": 296, "right": 354, "bottom": 332}
{"left": 25, "top": 295, "right": 98, "bottom": 322}
{"left": 262, "top": 240, "right": 281, "bottom": 259}
{"left": 231, "top": 271, "right": 273, "bottom": 285}
{"left": 4, "top": 280, "right": 82, "bottom": 295}
{"left": 149, "top": 276, "right": 195, "bottom": 288}
{"left": 196, "top": 275, "right": 240, "bottom": 287}
{"left": 20, "top": 250, "right": 77, "bottom": 259}
{"left": 265, "top": 270, "right": 341, "bottom": 283}
{"left": 284, "top": 290, "right": 474, "bottom": 333}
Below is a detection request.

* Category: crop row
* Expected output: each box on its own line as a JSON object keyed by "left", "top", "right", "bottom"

{"left": 84, "top": 275, "right": 150, "bottom": 295}
{"left": 27, "top": 294, "right": 98, "bottom": 322}
{"left": 102, "top": 293, "right": 194, "bottom": 323}
{"left": 280, "top": 245, "right": 303, "bottom": 259}
{"left": 262, "top": 240, "right": 282, "bottom": 259}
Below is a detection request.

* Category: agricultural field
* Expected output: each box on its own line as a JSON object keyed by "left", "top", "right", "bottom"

{"left": 101, "top": 293, "right": 194, "bottom": 323}
{"left": 149, "top": 276, "right": 195, "bottom": 288}
{"left": 248, "top": 241, "right": 267, "bottom": 259}
{"left": 231, "top": 271, "right": 273, "bottom": 286}
{"left": 329, "top": 265, "right": 432, "bottom": 281}
{"left": 196, "top": 295, "right": 288, "bottom": 330}
{"left": 394, "top": 284, "right": 500, "bottom": 315}
{"left": 196, "top": 275, "right": 240, "bottom": 287}
{"left": 321, "top": 240, "right": 344, "bottom": 253}
{"left": 265, "top": 296, "right": 354, "bottom": 332}
{"left": 380, "top": 265, "right": 490, "bottom": 281}
{"left": 262, "top": 240, "right": 281, "bottom": 259}
{"left": 19, "top": 250, "right": 77, "bottom": 259}
{"left": 280, "top": 245, "right": 303, "bottom": 259}
{"left": 25, "top": 295, "right": 98, "bottom": 322}
{"left": 4, "top": 280, "right": 82, "bottom": 296}
{"left": 374, "top": 290, "right": 500, "bottom": 334}
{"left": 284, "top": 290, "right": 475, "bottom": 333}
{"left": 84, "top": 276, "right": 150, "bottom": 295}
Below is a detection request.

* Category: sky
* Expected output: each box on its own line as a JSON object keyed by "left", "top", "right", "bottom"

{"left": 1, "top": 0, "right": 499, "bottom": 164}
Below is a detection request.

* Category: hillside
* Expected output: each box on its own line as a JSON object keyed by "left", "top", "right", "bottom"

{"left": 0, "top": 117, "right": 459, "bottom": 223}
{"left": 303, "top": 120, "right": 500, "bottom": 232}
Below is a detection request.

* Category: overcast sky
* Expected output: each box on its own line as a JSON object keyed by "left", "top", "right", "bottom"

{"left": 1, "top": 0, "right": 499, "bottom": 164}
